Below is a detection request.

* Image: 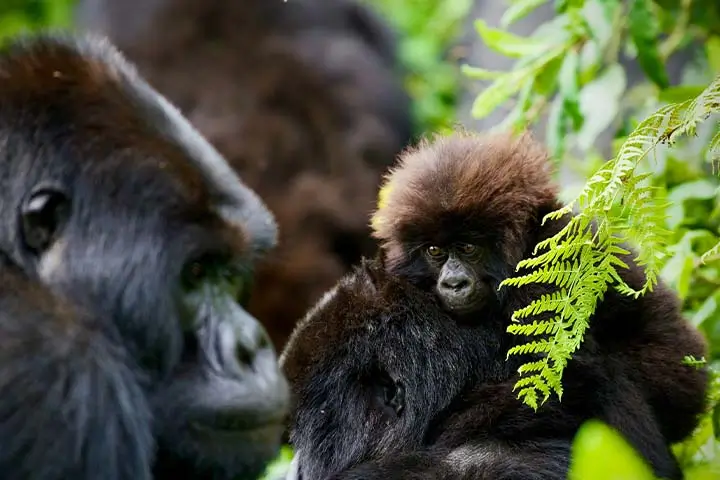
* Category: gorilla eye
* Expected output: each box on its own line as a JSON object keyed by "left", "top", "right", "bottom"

{"left": 181, "top": 256, "right": 219, "bottom": 291}
{"left": 458, "top": 243, "right": 477, "bottom": 255}
{"left": 20, "top": 189, "right": 69, "bottom": 254}
{"left": 184, "top": 261, "right": 206, "bottom": 287}
{"left": 426, "top": 245, "right": 444, "bottom": 257}
{"left": 181, "top": 256, "right": 250, "bottom": 305}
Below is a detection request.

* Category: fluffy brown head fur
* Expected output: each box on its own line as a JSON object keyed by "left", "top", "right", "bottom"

{"left": 76, "top": 0, "right": 413, "bottom": 350}
{"left": 372, "top": 131, "right": 560, "bottom": 271}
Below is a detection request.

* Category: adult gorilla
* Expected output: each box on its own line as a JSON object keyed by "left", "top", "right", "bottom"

{"left": 75, "top": 0, "right": 414, "bottom": 350}
{"left": 0, "top": 33, "right": 288, "bottom": 480}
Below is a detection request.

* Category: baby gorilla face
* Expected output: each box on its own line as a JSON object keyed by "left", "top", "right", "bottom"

{"left": 423, "top": 242, "right": 494, "bottom": 315}
{"left": 280, "top": 259, "right": 503, "bottom": 480}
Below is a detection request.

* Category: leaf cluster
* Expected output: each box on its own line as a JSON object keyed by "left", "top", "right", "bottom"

{"left": 364, "top": 0, "right": 472, "bottom": 134}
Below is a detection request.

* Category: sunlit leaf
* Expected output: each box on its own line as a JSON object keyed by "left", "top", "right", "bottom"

{"left": 555, "top": 0, "right": 585, "bottom": 13}
{"left": 576, "top": 63, "right": 627, "bottom": 150}
{"left": 474, "top": 18, "right": 553, "bottom": 58}
{"left": 708, "top": 36, "right": 720, "bottom": 74}
{"left": 460, "top": 64, "right": 504, "bottom": 80}
{"left": 501, "top": 0, "right": 548, "bottom": 27}
{"left": 259, "top": 446, "right": 294, "bottom": 480}
{"left": 471, "top": 45, "right": 568, "bottom": 119}
{"left": 691, "top": 289, "right": 720, "bottom": 328}
{"left": 568, "top": 420, "right": 656, "bottom": 480}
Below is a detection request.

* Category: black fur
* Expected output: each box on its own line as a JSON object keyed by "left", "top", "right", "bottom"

{"left": 280, "top": 259, "right": 600, "bottom": 479}
{"left": 282, "top": 132, "right": 710, "bottom": 479}
{"left": 0, "top": 33, "right": 288, "bottom": 479}
{"left": 372, "top": 132, "right": 709, "bottom": 463}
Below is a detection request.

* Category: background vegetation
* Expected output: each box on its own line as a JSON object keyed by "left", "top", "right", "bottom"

{"left": 461, "top": 0, "right": 720, "bottom": 477}
{"left": 2, "top": 0, "right": 719, "bottom": 478}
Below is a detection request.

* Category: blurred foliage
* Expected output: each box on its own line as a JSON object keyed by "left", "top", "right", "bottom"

{"left": 0, "top": 0, "right": 76, "bottom": 42}
{"left": 569, "top": 420, "right": 657, "bottom": 480}
{"left": 464, "top": 0, "right": 720, "bottom": 476}
{"left": 364, "top": 0, "right": 472, "bottom": 135}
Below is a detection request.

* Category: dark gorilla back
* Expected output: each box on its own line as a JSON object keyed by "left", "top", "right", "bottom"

{"left": 75, "top": 0, "right": 414, "bottom": 350}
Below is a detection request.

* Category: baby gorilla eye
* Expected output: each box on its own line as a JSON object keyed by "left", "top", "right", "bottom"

{"left": 426, "top": 245, "right": 444, "bottom": 257}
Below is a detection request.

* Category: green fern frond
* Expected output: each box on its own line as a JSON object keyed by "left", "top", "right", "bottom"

{"left": 502, "top": 76, "right": 720, "bottom": 410}
{"left": 507, "top": 340, "right": 553, "bottom": 357}
{"left": 517, "top": 360, "right": 548, "bottom": 375}
{"left": 511, "top": 291, "right": 574, "bottom": 320}
{"left": 710, "top": 129, "right": 720, "bottom": 172}
{"left": 508, "top": 318, "right": 562, "bottom": 336}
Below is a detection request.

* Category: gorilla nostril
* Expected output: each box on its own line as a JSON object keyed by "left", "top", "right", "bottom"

{"left": 442, "top": 277, "right": 470, "bottom": 292}
{"left": 181, "top": 333, "right": 200, "bottom": 363}
{"left": 235, "top": 343, "right": 254, "bottom": 368}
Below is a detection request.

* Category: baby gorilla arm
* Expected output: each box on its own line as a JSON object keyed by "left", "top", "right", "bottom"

{"left": 0, "top": 269, "right": 153, "bottom": 480}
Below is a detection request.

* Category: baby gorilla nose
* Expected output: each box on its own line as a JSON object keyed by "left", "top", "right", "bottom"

{"left": 437, "top": 260, "right": 483, "bottom": 314}
{"left": 440, "top": 274, "right": 472, "bottom": 294}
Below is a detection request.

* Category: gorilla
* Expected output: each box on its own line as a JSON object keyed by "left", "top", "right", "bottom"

{"left": 280, "top": 132, "right": 709, "bottom": 480}
{"left": 75, "top": 0, "right": 415, "bottom": 350}
{"left": 280, "top": 258, "right": 666, "bottom": 479}
{"left": 0, "top": 33, "right": 288, "bottom": 480}
{"left": 371, "top": 131, "right": 709, "bottom": 449}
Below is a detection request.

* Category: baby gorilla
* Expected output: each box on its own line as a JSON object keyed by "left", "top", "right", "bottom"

{"left": 280, "top": 258, "right": 674, "bottom": 479}
{"left": 370, "top": 131, "right": 709, "bottom": 471}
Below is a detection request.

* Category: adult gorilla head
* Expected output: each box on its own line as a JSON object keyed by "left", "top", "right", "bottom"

{"left": 0, "top": 33, "right": 288, "bottom": 479}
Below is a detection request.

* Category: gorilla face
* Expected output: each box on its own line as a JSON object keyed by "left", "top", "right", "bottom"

{"left": 0, "top": 34, "right": 288, "bottom": 479}
{"left": 280, "top": 259, "right": 507, "bottom": 480}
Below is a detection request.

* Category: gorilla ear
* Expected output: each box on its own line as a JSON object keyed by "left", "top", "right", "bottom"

{"left": 20, "top": 188, "right": 69, "bottom": 255}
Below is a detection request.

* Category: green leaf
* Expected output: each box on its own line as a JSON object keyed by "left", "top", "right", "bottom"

{"left": 577, "top": 63, "right": 627, "bottom": 150}
{"left": 471, "top": 45, "right": 568, "bottom": 119}
{"left": 568, "top": 420, "right": 656, "bottom": 480}
{"left": 558, "top": 48, "right": 584, "bottom": 130}
{"left": 501, "top": 0, "right": 548, "bottom": 27}
{"left": 533, "top": 55, "right": 564, "bottom": 96}
{"left": 473, "top": 18, "right": 552, "bottom": 58}
{"left": 628, "top": 0, "right": 669, "bottom": 89}
{"left": 546, "top": 94, "right": 568, "bottom": 158}
{"left": 460, "top": 64, "right": 504, "bottom": 80}
{"left": 659, "top": 85, "right": 709, "bottom": 104}
{"left": 259, "top": 446, "right": 294, "bottom": 480}
{"left": 707, "top": 36, "right": 720, "bottom": 74}
{"left": 555, "top": 0, "right": 585, "bottom": 13}
{"left": 713, "top": 401, "right": 720, "bottom": 441}
{"left": 669, "top": 179, "right": 720, "bottom": 203}
{"left": 692, "top": 289, "right": 720, "bottom": 328}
